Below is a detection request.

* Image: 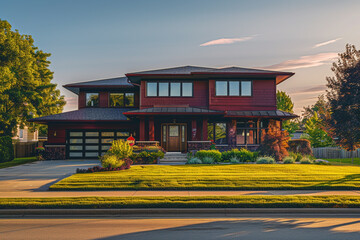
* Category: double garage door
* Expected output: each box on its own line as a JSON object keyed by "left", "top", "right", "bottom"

{"left": 67, "top": 130, "right": 133, "bottom": 159}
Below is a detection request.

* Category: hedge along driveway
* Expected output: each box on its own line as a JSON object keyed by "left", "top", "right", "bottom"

{"left": 50, "top": 165, "right": 360, "bottom": 190}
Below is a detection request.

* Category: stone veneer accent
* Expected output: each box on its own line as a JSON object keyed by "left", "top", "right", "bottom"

{"left": 44, "top": 145, "right": 66, "bottom": 160}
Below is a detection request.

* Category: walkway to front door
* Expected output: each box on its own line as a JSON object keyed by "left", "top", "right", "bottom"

{"left": 161, "top": 123, "right": 187, "bottom": 152}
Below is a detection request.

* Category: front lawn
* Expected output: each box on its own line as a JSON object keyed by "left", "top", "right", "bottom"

{"left": 326, "top": 158, "right": 360, "bottom": 166}
{"left": 1, "top": 196, "right": 360, "bottom": 209}
{"left": 50, "top": 165, "right": 360, "bottom": 190}
{"left": 0, "top": 157, "right": 37, "bottom": 169}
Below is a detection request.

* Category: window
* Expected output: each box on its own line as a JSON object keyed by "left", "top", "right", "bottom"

{"left": 182, "top": 82, "right": 193, "bottom": 97}
{"left": 241, "top": 81, "right": 252, "bottom": 96}
{"left": 19, "top": 129, "right": 24, "bottom": 139}
{"left": 159, "top": 82, "right": 169, "bottom": 96}
{"left": 208, "top": 122, "right": 227, "bottom": 144}
{"left": 215, "top": 80, "right": 252, "bottom": 96}
{"left": 236, "top": 120, "right": 268, "bottom": 145}
{"left": 215, "top": 81, "right": 228, "bottom": 96}
{"left": 109, "top": 93, "right": 134, "bottom": 107}
{"left": 146, "top": 82, "right": 157, "bottom": 96}
{"left": 146, "top": 81, "right": 193, "bottom": 97}
{"left": 86, "top": 93, "right": 99, "bottom": 107}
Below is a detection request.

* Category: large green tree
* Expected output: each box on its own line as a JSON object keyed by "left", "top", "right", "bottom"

{"left": 276, "top": 90, "right": 299, "bottom": 134}
{"left": 325, "top": 44, "right": 360, "bottom": 153}
{"left": 0, "top": 19, "right": 65, "bottom": 136}
{"left": 301, "top": 112, "right": 334, "bottom": 148}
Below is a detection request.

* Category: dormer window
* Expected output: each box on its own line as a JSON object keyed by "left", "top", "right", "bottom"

{"left": 86, "top": 93, "right": 99, "bottom": 107}
{"left": 146, "top": 81, "right": 193, "bottom": 97}
{"left": 215, "top": 80, "right": 252, "bottom": 96}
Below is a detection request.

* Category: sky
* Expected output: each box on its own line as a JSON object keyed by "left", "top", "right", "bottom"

{"left": 1, "top": 0, "right": 360, "bottom": 114}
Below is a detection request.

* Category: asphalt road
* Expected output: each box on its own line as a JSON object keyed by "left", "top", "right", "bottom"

{"left": 1, "top": 215, "right": 360, "bottom": 240}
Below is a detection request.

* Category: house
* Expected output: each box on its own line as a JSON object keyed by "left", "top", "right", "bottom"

{"left": 29, "top": 66, "right": 297, "bottom": 159}
{"left": 12, "top": 126, "right": 38, "bottom": 143}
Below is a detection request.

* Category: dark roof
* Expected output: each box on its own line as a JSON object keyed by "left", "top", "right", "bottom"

{"left": 126, "top": 65, "right": 294, "bottom": 84}
{"left": 124, "top": 107, "right": 224, "bottom": 115}
{"left": 225, "top": 110, "right": 298, "bottom": 119}
{"left": 63, "top": 77, "right": 135, "bottom": 94}
{"left": 29, "top": 108, "right": 136, "bottom": 123}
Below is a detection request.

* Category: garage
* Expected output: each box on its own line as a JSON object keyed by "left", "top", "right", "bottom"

{"left": 67, "top": 130, "right": 133, "bottom": 159}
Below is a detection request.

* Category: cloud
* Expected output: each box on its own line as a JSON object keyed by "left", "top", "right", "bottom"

{"left": 289, "top": 85, "right": 327, "bottom": 96}
{"left": 265, "top": 52, "right": 338, "bottom": 71}
{"left": 200, "top": 36, "right": 255, "bottom": 46}
{"left": 63, "top": 96, "right": 78, "bottom": 112}
{"left": 313, "top": 38, "right": 342, "bottom": 48}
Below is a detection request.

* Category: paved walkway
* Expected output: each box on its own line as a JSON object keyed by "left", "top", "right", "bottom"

{"left": 1, "top": 160, "right": 360, "bottom": 198}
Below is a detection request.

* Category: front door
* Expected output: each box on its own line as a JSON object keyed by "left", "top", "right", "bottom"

{"left": 161, "top": 123, "right": 187, "bottom": 152}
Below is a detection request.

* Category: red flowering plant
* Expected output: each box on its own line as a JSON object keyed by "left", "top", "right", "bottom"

{"left": 209, "top": 140, "right": 217, "bottom": 150}
{"left": 35, "top": 146, "right": 45, "bottom": 160}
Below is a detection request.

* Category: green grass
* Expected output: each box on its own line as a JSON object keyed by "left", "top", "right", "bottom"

{"left": 0, "top": 157, "right": 37, "bottom": 169}
{"left": 50, "top": 165, "right": 360, "bottom": 190}
{"left": 325, "top": 158, "right": 360, "bottom": 166}
{"left": 1, "top": 196, "right": 360, "bottom": 209}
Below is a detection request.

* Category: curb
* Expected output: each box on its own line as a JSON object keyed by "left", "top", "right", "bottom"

{"left": 2, "top": 208, "right": 360, "bottom": 216}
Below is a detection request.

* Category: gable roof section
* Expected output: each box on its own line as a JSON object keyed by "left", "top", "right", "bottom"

{"left": 29, "top": 108, "right": 134, "bottom": 123}
{"left": 126, "top": 65, "right": 294, "bottom": 84}
{"left": 63, "top": 77, "right": 135, "bottom": 94}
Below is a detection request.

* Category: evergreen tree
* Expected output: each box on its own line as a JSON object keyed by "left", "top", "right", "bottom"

{"left": 301, "top": 112, "right": 334, "bottom": 148}
{"left": 0, "top": 19, "right": 65, "bottom": 136}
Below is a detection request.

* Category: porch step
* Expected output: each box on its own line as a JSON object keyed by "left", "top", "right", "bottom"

{"left": 159, "top": 153, "right": 188, "bottom": 164}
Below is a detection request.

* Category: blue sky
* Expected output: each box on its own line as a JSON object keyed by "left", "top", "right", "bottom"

{"left": 1, "top": 0, "right": 360, "bottom": 113}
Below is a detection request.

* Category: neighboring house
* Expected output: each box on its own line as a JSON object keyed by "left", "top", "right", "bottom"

{"left": 30, "top": 66, "right": 297, "bottom": 159}
{"left": 13, "top": 126, "right": 38, "bottom": 142}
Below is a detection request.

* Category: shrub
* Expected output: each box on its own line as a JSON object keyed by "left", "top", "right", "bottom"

{"left": 258, "top": 120, "right": 290, "bottom": 161}
{"left": 230, "top": 157, "right": 240, "bottom": 164}
{"left": 300, "top": 157, "right": 313, "bottom": 164}
{"left": 100, "top": 154, "right": 124, "bottom": 168}
{"left": 314, "top": 159, "right": 330, "bottom": 165}
{"left": 186, "top": 157, "right": 202, "bottom": 164}
{"left": 288, "top": 151, "right": 302, "bottom": 162}
{"left": 109, "top": 140, "right": 133, "bottom": 159}
{"left": 195, "top": 150, "right": 222, "bottom": 163}
{"left": 76, "top": 158, "right": 133, "bottom": 173}
{"left": 288, "top": 139, "right": 313, "bottom": 156}
{"left": 0, "top": 136, "right": 14, "bottom": 163}
{"left": 133, "top": 145, "right": 165, "bottom": 153}
{"left": 222, "top": 148, "right": 256, "bottom": 162}
{"left": 283, "top": 156, "right": 295, "bottom": 164}
{"left": 256, "top": 156, "right": 275, "bottom": 164}
{"left": 131, "top": 150, "right": 164, "bottom": 164}
{"left": 202, "top": 156, "right": 215, "bottom": 164}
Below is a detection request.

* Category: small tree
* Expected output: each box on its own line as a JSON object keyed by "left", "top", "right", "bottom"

{"left": 326, "top": 44, "right": 360, "bottom": 162}
{"left": 301, "top": 112, "right": 334, "bottom": 148}
{"left": 276, "top": 90, "right": 299, "bottom": 134}
{"left": 258, "top": 121, "right": 290, "bottom": 161}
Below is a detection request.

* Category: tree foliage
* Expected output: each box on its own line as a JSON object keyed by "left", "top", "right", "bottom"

{"left": 301, "top": 112, "right": 334, "bottom": 148}
{"left": 325, "top": 44, "right": 360, "bottom": 151}
{"left": 276, "top": 90, "right": 299, "bottom": 134}
{"left": 0, "top": 19, "right": 65, "bottom": 136}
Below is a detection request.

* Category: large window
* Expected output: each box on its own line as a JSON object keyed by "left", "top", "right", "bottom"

{"left": 215, "top": 80, "right": 252, "bottom": 96}
{"left": 86, "top": 93, "right": 99, "bottom": 107}
{"left": 208, "top": 122, "right": 227, "bottom": 144}
{"left": 146, "top": 81, "right": 193, "bottom": 97}
{"left": 236, "top": 119, "right": 268, "bottom": 145}
{"left": 109, "top": 93, "right": 135, "bottom": 107}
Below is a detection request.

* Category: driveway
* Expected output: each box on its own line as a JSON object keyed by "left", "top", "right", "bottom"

{"left": 0, "top": 160, "right": 100, "bottom": 196}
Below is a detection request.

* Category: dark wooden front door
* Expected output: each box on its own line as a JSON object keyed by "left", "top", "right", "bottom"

{"left": 161, "top": 123, "right": 187, "bottom": 152}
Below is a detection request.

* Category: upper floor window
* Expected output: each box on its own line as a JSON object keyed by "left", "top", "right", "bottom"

{"left": 146, "top": 81, "right": 193, "bottom": 97}
{"left": 215, "top": 80, "right": 252, "bottom": 97}
{"left": 109, "top": 93, "right": 135, "bottom": 107}
{"left": 86, "top": 93, "right": 99, "bottom": 107}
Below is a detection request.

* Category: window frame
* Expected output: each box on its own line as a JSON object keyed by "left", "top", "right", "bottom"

{"left": 236, "top": 119, "right": 268, "bottom": 145}
{"left": 215, "top": 80, "right": 253, "bottom": 97}
{"left": 109, "top": 92, "right": 135, "bottom": 108}
{"left": 207, "top": 122, "right": 228, "bottom": 145}
{"left": 145, "top": 81, "right": 193, "bottom": 97}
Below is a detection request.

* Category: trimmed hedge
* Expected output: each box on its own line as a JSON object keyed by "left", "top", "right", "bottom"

{"left": 0, "top": 136, "right": 14, "bottom": 163}
{"left": 195, "top": 150, "right": 222, "bottom": 163}
{"left": 222, "top": 148, "right": 256, "bottom": 162}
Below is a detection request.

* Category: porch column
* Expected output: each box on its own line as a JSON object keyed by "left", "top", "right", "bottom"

{"left": 139, "top": 118, "right": 146, "bottom": 141}
{"left": 149, "top": 117, "right": 155, "bottom": 141}
{"left": 228, "top": 119, "right": 236, "bottom": 147}
{"left": 202, "top": 117, "right": 208, "bottom": 141}
{"left": 191, "top": 119, "right": 197, "bottom": 140}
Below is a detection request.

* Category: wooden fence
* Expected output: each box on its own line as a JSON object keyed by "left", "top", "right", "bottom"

{"left": 13, "top": 142, "right": 38, "bottom": 158}
{"left": 312, "top": 147, "right": 360, "bottom": 159}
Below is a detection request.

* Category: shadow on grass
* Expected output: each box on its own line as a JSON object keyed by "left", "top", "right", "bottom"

{"left": 314, "top": 174, "right": 360, "bottom": 188}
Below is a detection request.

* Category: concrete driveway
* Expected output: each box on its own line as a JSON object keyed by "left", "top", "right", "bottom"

{"left": 0, "top": 160, "right": 100, "bottom": 195}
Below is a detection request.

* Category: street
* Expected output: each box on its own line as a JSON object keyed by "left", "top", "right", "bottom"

{"left": 1, "top": 215, "right": 360, "bottom": 240}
